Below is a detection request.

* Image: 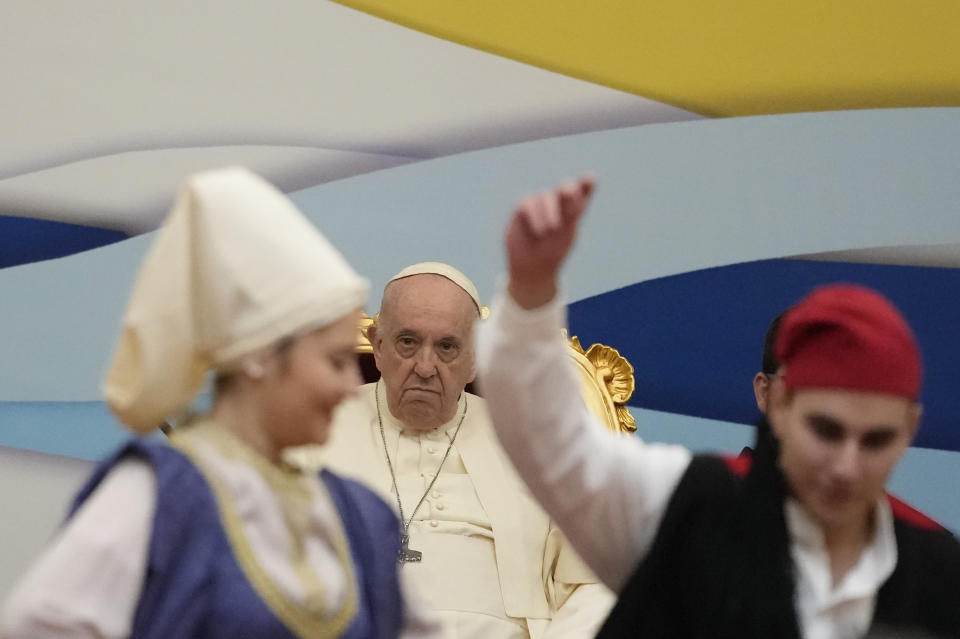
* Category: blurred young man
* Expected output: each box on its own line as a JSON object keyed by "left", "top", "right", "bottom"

{"left": 477, "top": 176, "right": 960, "bottom": 638}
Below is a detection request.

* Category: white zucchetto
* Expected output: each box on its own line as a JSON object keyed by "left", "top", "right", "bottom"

{"left": 103, "top": 167, "right": 368, "bottom": 433}
{"left": 387, "top": 262, "right": 482, "bottom": 316}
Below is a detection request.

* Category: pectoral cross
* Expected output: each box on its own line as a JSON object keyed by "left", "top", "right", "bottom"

{"left": 398, "top": 534, "right": 422, "bottom": 564}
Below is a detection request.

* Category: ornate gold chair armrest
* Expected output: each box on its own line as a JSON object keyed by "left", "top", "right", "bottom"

{"left": 566, "top": 334, "right": 636, "bottom": 434}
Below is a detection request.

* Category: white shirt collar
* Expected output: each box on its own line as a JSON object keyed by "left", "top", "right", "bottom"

{"left": 785, "top": 496, "right": 898, "bottom": 610}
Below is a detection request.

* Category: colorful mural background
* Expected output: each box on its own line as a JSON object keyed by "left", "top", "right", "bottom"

{"left": 1, "top": 0, "right": 959, "bottom": 594}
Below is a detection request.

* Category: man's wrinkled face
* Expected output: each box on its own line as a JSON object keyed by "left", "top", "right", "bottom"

{"left": 768, "top": 382, "right": 920, "bottom": 535}
{"left": 369, "top": 274, "right": 478, "bottom": 431}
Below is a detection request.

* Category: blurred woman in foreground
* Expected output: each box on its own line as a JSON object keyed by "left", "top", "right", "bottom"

{"left": 2, "top": 168, "right": 443, "bottom": 639}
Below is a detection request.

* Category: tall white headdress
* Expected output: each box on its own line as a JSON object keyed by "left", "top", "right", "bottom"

{"left": 387, "top": 261, "right": 482, "bottom": 316}
{"left": 103, "top": 167, "right": 368, "bottom": 433}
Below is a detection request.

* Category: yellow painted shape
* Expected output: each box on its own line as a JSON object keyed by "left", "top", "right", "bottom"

{"left": 334, "top": 1, "right": 960, "bottom": 117}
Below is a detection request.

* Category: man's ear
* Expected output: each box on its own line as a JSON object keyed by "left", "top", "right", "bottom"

{"left": 766, "top": 375, "right": 790, "bottom": 438}
{"left": 366, "top": 323, "right": 384, "bottom": 371}
{"left": 465, "top": 319, "right": 479, "bottom": 384}
{"left": 466, "top": 352, "right": 478, "bottom": 385}
{"left": 753, "top": 372, "right": 770, "bottom": 414}
{"left": 905, "top": 403, "right": 923, "bottom": 444}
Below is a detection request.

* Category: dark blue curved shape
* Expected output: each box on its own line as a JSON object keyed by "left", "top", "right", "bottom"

{"left": 567, "top": 259, "right": 960, "bottom": 452}
{"left": 0, "top": 216, "right": 127, "bottom": 269}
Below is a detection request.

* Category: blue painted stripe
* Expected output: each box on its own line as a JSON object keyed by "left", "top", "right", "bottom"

{"left": 0, "top": 216, "right": 127, "bottom": 269}
{"left": 568, "top": 258, "right": 960, "bottom": 452}
{"left": 0, "top": 401, "right": 129, "bottom": 460}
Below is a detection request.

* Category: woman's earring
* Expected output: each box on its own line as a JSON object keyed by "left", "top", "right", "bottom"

{"left": 243, "top": 359, "right": 265, "bottom": 379}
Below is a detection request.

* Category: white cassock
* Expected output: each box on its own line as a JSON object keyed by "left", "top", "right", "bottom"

{"left": 293, "top": 382, "right": 615, "bottom": 639}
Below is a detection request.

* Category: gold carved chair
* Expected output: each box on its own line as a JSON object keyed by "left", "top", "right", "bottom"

{"left": 357, "top": 311, "right": 636, "bottom": 434}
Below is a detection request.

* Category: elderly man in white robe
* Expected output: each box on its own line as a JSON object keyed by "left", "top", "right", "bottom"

{"left": 292, "top": 262, "right": 614, "bottom": 639}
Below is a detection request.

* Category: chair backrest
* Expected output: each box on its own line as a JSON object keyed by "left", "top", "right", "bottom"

{"left": 356, "top": 311, "right": 636, "bottom": 434}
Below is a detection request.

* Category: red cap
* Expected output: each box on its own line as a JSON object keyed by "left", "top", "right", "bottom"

{"left": 775, "top": 284, "right": 922, "bottom": 400}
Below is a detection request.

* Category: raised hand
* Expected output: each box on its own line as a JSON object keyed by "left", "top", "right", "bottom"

{"left": 505, "top": 176, "right": 595, "bottom": 309}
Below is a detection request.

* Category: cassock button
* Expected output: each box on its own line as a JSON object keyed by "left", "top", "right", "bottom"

{"left": 435, "top": 503, "right": 445, "bottom": 511}
{"left": 427, "top": 447, "right": 438, "bottom": 455}
{"left": 430, "top": 520, "right": 439, "bottom": 528}
{"left": 431, "top": 490, "right": 441, "bottom": 499}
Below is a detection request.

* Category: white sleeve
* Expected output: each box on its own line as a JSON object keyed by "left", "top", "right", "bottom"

{"left": 397, "top": 566, "right": 449, "bottom": 639}
{"left": 1, "top": 457, "right": 157, "bottom": 639}
{"left": 539, "top": 523, "right": 615, "bottom": 639}
{"left": 475, "top": 289, "right": 693, "bottom": 592}
{"left": 541, "top": 583, "right": 615, "bottom": 639}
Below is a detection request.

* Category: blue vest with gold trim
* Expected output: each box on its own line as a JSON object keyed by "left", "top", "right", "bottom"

{"left": 71, "top": 439, "right": 404, "bottom": 639}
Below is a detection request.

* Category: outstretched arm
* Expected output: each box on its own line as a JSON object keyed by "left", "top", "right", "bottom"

{"left": 476, "top": 177, "right": 692, "bottom": 590}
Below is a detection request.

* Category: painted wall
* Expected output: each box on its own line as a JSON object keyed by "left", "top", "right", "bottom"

{"left": 0, "top": 448, "right": 92, "bottom": 599}
{"left": 2, "top": 109, "right": 959, "bottom": 598}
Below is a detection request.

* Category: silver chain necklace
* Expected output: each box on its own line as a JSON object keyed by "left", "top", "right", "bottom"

{"left": 375, "top": 380, "right": 468, "bottom": 564}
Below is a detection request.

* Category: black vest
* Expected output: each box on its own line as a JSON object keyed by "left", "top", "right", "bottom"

{"left": 597, "top": 455, "right": 960, "bottom": 638}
